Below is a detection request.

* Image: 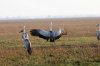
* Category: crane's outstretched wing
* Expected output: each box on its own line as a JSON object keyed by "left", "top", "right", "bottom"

{"left": 54, "top": 29, "right": 63, "bottom": 40}
{"left": 97, "top": 31, "right": 100, "bottom": 40}
{"left": 23, "top": 39, "right": 32, "bottom": 55}
{"left": 23, "top": 39, "right": 31, "bottom": 49}
{"left": 30, "top": 29, "right": 50, "bottom": 40}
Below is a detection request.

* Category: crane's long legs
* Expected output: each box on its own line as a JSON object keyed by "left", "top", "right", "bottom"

{"left": 98, "top": 40, "right": 99, "bottom": 44}
{"left": 49, "top": 42, "right": 56, "bottom": 56}
{"left": 24, "top": 48, "right": 30, "bottom": 58}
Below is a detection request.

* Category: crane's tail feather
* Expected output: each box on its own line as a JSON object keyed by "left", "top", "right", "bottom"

{"left": 27, "top": 48, "right": 32, "bottom": 55}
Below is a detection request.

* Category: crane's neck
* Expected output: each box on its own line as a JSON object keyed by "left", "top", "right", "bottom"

{"left": 50, "top": 21, "right": 52, "bottom": 31}
{"left": 23, "top": 26, "right": 26, "bottom": 33}
{"left": 58, "top": 29, "right": 61, "bottom": 33}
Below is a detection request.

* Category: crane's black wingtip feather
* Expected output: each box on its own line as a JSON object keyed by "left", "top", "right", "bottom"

{"left": 30, "top": 29, "right": 40, "bottom": 36}
{"left": 27, "top": 48, "right": 32, "bottom": 55}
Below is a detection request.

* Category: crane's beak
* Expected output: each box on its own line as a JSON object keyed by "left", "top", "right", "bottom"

{"left": 19, "top": 30, "right": 23, "bottom": 33}
{"left": 96, "top": 24, "right": 100, "bottom": 27}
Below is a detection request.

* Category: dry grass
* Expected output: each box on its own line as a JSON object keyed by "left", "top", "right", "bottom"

{"left": 0, "top": 18, "right": 99, "bottom": 37}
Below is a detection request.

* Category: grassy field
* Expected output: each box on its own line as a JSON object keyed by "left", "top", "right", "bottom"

{"left": 0, "top": 18, "right": 100, "bottom": 66}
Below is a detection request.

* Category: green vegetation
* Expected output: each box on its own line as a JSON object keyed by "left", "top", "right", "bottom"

{"left": 0, "top": 36, "right": 100, "bottom": 66}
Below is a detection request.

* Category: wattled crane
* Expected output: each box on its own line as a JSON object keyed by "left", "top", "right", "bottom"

{"left": 20, "top": 26, "right": 32, "bottom": 55}
{"left": 96, "top": 24, "right": 100, "bottom": 41}
{"left": 30, "top": 22, "right": 64, "bottom": 42}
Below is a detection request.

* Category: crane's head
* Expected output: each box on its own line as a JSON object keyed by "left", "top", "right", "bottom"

{"left": 60, "top": 29, "right": 68, "bottom": 35}
{"left": 19, "top": 30, "right": 23, "bottom": 33}
{"left": 19, "top": 26, "right": 26, "bottom": 33}
{"left": 96, "top": 24, "right": 100, "bottom": 31}
{"left": 96, "top": 24, "right": 100, "bottom": 27}
{"left": 60, "top": 29, "right": 65, "bottom": 34}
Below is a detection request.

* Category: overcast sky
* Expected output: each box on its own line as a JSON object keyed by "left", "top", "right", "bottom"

{"left": 0, "top": 0, "right": 100, "bottom": 18}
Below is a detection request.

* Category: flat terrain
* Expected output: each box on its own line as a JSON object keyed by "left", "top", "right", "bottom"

{"left": 0, "top": 17, "right": 100, "bottom": 66}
